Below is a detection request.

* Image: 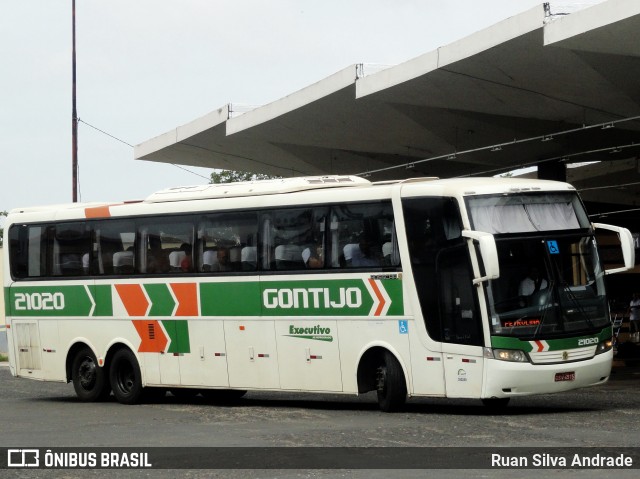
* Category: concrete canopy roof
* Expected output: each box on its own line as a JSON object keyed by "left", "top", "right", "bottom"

{"left": 135, "top": 0, "right": 640, "bottom": 207}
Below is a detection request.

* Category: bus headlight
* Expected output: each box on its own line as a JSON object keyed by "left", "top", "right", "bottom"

{"left": 595, "top": 339, "right": 613, "bottom": 355}
{"left": 485, "top": 348, "right": 530, "bottom": 363}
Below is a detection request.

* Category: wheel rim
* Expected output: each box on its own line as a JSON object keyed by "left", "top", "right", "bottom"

{"left": 115, "top": 361, "right": 135, "bottom": 394}
{"left": 376, "top": 365, "right": 388, "bottom": 396}
{"left": 78, "top": 357, "right": 97, "bottom": 391}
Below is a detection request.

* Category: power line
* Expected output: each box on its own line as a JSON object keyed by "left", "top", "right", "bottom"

{"left": 356, "top": 114, "right": 640, "bottom": 178}
{"left": 169, "top": 163, "right": 212, "bottom": 181}
{"left": 589, "top": 207, "right": 640, "bottom": 219}
{"left": 77, "top": 119, "right": 212, "bottom": 181}
{"left": 78, "top": 119, "right": 134, "bottom": 147}
{"left": 580, "top": 180, "right": 640, "bottom": 192}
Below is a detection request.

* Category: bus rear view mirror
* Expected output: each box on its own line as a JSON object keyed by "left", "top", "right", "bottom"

{"left": 461, "top": 230, "right": 500, "bottom": 284}
{"left": 593, "top": 223, "right": 635, "bottom": 274}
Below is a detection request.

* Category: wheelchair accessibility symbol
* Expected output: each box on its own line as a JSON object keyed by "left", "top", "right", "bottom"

{"left": 398, "top": 320, "right": 408, "bottom": 334}
{"left": 547, "top": 240, "right": 560, "bottom": 255}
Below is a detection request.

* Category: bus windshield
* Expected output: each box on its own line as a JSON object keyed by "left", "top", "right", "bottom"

{"left": 486, "top": 234, "right": 608, "bottom": 338}
{"left": 466, "top": 191, "right": 609, "bottom": 339}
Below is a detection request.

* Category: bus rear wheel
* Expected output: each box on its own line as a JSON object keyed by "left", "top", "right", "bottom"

{"left": 376, "top": 351, "right": 407, "bottom": 412}
{"left": 71, "top": 347, "right": 111, "bottom": 402}
{"left": 109, "top": 348, "right": 143, "bottom": 405}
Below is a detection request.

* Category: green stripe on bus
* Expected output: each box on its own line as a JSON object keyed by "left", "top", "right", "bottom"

{"left": 491, "top": 326, "right": 612, "bottom": 351}
{"left": 259, "top": 279, "right": 403, "bottom": 317}
{"left": 163, "top": 320, "right": 190, "bottom": 354}
{"left": 92, "top": 285, "right": 113, "bottom": 317}
{"left": 200, "top": 282, "right": 261, "bottom": 316}
{"left": 145, "top": 284, "right": 176, "bottom": 317}
{"left": 9, "top": 285, "right": 94, "bottom": 317}
{"left": 9, "top": 277, "right": 405, "bottom": 318}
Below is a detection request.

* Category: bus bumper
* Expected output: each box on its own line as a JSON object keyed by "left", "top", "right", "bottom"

{"left": 482, "top": 350, "right": 612, "bottom": 398}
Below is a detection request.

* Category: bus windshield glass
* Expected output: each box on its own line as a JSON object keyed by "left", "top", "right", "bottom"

{"left": 468, "top": 192, "right": 607, "bottom": 339}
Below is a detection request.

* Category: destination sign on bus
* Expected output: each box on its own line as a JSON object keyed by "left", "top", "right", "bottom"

{"left": 501, "top": 319, "right": 541, "bottom": 328}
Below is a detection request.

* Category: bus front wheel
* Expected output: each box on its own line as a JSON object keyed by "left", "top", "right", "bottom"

{"left": 109, "top": 348, "right": 143, "bottom": 405}
{"left": 376, "top": 351, "right": 407, "bottom": 412}
{"left": 71, "top": 347, "right": 111, "bottom": 402}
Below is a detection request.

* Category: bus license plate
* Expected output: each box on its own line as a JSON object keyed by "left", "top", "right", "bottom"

{"left": 555, "top": 372, "right": 575, "bottom": 382}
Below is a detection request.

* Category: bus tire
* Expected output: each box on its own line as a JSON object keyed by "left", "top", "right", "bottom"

{"left": 109, "top": 348, "right": 143, "bottom": 405}
{"left": 376, "top": 351, "right": 407, "bottom": 412}
{"left": 71, "top": 347, "right": 111, "bottom": 402}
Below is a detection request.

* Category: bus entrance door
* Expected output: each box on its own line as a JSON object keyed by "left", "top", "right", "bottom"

{"left": 438, "top": 249, "right": 485, "bottom": 398}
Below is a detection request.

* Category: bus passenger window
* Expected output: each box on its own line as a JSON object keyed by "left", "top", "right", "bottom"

{"left": 139, "top": 220, "right": 193, "bottom": 275}
{"left": 96, "top": 221, "right": 136, "bottom": 276}
{"left": 260, "top": 207, "right": 327, "bottom": 271}
{"left": 9, "top": 225, "right": 47, "bottom": 279}
{"left": 197, "top": 212, "right": 258, "bottom": 273}
{"left": 53, "top": 222, "right": 91, "bottom": 277}
{"left": 330, "top": 202, "right": 397, "bottom": 269}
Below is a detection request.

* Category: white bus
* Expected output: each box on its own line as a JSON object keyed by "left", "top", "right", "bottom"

{"left": 3, "top": 176, "right": 634, "bottom": 411}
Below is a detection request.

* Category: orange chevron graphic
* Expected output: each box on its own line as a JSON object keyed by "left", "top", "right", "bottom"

{"left": 368, "top": 279, "right": 386, "bottom": 317}
{"left": 115, "top": 284, "right": 149, "bottom": 316}
{"left": 171, "top": 283, "right": 199, "bottom": 316}
{"left": 132, "top": 320, "right": 168, "bottom": 353}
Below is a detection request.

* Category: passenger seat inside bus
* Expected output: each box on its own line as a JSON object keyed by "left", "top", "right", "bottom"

{"left": 382, "top": 242, "right": 393, "bottom": 265}
{"left": 202, "top": 249, "right": 218, "bottom": 272}
{"left": 113, "top": 251, "right": 134, "bottom": 275}
{"left": 230, "top": 247, "right": 242, "bottom": 270}
{"left": 82, "top": 253, "right": 90, "bottom": 274}
{"left": 59, "top": 253, "right": 84, "bottom": 276}
{"left": 169, "top": 250, "right": 186, "bottom": 272}
{"left": 241, "top": 246, "right": 257, "bottom": 271}
{"left": 343, "top": 244, "right": 359, "bottom": 266}
{"left": 275, "top": 244, "right": 304, "bottom": 270}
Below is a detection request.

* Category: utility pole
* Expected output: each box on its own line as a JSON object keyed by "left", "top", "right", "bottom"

{"left": 72, "top": 0, "right": 78, "bottom": 202}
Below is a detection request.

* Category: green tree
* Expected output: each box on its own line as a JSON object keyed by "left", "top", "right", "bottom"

{"left": 0, "top": 210, "right": 7, "bottom": 247}
{"left": 210, "top": 170, "right": 279, "bottom": 184}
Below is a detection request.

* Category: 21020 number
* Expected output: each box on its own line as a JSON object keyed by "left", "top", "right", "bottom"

{"left": 14, "top": 292, "right": 65, "bottom": 311}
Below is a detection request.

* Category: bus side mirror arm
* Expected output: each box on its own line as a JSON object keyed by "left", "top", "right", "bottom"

{"left": 461, "top": 230, "right": 500, "bottom": 284}
{"left": 593, "top": 223, "right": 635, "bottom": 274}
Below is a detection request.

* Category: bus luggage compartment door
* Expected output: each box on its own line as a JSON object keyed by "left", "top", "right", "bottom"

{"left": 225, "top": 320, "right": 280, "bottom": 389}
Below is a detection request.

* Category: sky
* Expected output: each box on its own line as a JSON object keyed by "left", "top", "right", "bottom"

{"left": 1, "top": 0, "right": 605, "bottom": 222}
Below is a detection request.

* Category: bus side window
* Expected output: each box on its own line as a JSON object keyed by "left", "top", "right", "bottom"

{"left": 53, "top": 222, "right": 91, "bottom": 277}
{"left": 330, "top": 202, "right": 397, "bottom": 269}
{"left": 198, "top": 212, "right": 258, "bottom": 273}
{"left": 260, "top": 207, "right": 328, "bottom": 271}
{"left": 96, "top": 220, "right": 136, "bottom": 276}
{"left": 8, "top": 224, "right": 47, "bottom": 279}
